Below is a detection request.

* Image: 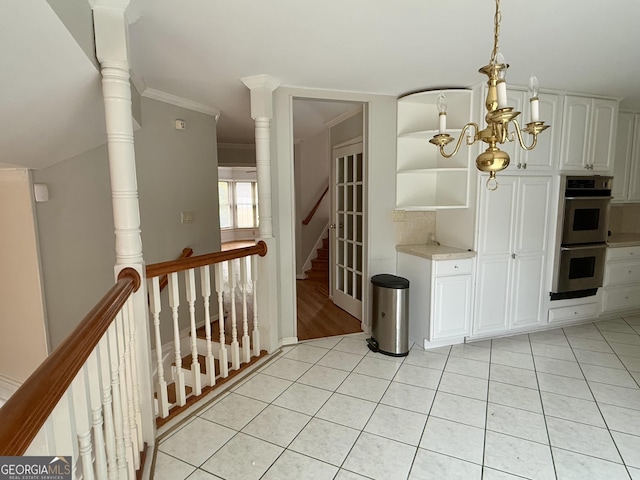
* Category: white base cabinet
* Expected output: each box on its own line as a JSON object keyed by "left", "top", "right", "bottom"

{"left": 397, "top": 253, "right": 473, "bottom": 348}
{"left": 602, "top": 246, "right": 640, "bottom": 314}
{"left": 473, "top": 175, "right": 553, "bottom": 337}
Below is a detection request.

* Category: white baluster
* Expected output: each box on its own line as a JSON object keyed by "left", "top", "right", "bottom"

{"left": 115, "top": 314, "right": 135, "bottom": 480}
{"left": 125, "top": 298, "right": 143, "bottom": 454}
{"left": 71, "top": 369, "right": 94, "bottom": 480}
{"left": 148, "top": 277, "right": 169, "bottom": 418}
{"left": 168, "top": 272, "right": 187, "bottom": 406}
{"left": 87, "top": 351, "right": 108, "bottom": 480}
{"left": 98, "top": 337, "right": 117, "bottom": 480}
{"left": 122, "top": 302, "right": 140, "bottom": 469}
{"left": 107, "top": 324, "right": 128, "bottom": 479}
{"left": 229, "top": 259, "right": 240, "bottom": 370}
{"left": 240, "top": 257, "right": 251, "bottom": 363}
{"left": 251, "top": 254, "right": 261, "bottom": 356}
{"left": 185, "top": 268, "right": 202, "bottom": 396}
{"left": 200, "top": 265, "right": 216, "bottom": 386}
{"left": 214, "top": 263, "right": 229, "bottom": 378}
{"left": 50, "top": 391, "right": 79, "bottom": 477}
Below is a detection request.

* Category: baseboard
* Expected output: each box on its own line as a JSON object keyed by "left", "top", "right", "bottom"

{"left": 280, "top": 337, "right": 298, "bottom": 347}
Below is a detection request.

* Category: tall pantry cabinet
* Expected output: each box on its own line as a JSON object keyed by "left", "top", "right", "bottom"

{"left": 473, "top": 175, "right": 554, "bottom": 336}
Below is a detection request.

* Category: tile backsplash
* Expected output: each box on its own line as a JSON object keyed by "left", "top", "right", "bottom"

{"left": 609, "top": 204, "right": 640, "bottom": 234}
{"left": 395, "top": 211, "right": 436, "bottom": 245}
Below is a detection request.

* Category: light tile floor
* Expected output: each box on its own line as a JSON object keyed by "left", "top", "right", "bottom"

{"left": 155, "top": 314, "right": 640, "bottom": 480}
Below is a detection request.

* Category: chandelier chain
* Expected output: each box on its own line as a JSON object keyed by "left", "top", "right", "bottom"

{"left": 491, "top": 0, "right": 502, "bottom": 65}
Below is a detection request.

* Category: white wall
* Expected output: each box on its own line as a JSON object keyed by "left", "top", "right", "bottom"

{"left": 33, "top": 97, "right": 220, "bottom": 347}
{"left": 0, "top": 169, "right": 49, "bottom": 384}
{"left": 273, "top": 87, "right": 397, "bottom": 341}
{"left": 296, "top": 129, "right": 330, "bottom": 276}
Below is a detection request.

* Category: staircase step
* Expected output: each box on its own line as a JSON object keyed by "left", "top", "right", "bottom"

{"left": 316, "top": 249, "right": 329, "bottom": 260}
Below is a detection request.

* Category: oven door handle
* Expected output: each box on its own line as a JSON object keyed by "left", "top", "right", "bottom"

{"left": 564, "top": 196, "right": 613, "bottom": 201}
{"left": 560, "top": 244, "right": 608, "bottom": 251}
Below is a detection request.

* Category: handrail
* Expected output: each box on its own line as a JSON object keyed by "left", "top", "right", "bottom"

{"left": 158, "top": 247, "right": 193, "bottom": 292}
{"left": 146, "top": 240, "right": 268, "bottom": 279}
{"left": 0, "top": 268, "right": 141, "bottom": 456}
{"left": 302, "top": 185, "right": 329, "bottom": 226}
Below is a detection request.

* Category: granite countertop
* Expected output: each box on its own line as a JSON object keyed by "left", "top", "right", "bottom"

{"left": 608, "top": 233, "right": 640, "bottom": 247}
{"left": 396, "top": 244, "right": 476, "bottom": 260}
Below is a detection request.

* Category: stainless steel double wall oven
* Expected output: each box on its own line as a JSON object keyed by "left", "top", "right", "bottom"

{"left": 551, "top": 176, "right": 612, "bottom": 300}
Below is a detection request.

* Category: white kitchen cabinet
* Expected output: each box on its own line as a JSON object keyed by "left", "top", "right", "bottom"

{"left": 601, "top": 246, "right": 640, "bottom": 314}
{"left": 612, "top": 111, "right": 640, "bottom": 203}
{"left": 397, "top": 253, "right": 473, "bottom": 348}
{"left": 560, "top": 95, "right": 618, "bottom": 173}
{"left": 486, "top": 87, "right": 562, "bottom": 173}
{"left": 396, "top": 89, "right": 472, "bottom": 209}
{"left": 473, "top": 175, "right": 553, "bottom": 336}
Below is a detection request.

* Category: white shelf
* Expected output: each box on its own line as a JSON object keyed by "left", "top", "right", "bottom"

{"left": 396, "top": 89, "right": 473, "bottom": 209}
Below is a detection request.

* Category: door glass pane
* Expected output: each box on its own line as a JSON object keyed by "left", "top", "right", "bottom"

{"left": 356, "top": 245, "right": 363, "bottom": 272}
{"left": 356, "top": 153, "right": 363, "bottom": 182}
{"left": 356, "top": 274, "right": 362, "bottom": 301}
{"left": 347, "top": 185, "right": 354, "bottom": 211}
{"left": 347, "top": 242, "right": 353, "bottom": 269}
{"left": 356, "top": 215, "right": 363, "bottom": 243}
{"left": 338, "top": 242, "right": 344, "bottom": 266}
{"left": 347, "top": 155, "right": 354, "bottom": 182}
{"left": 338, "top": 185, "right": 344, "bottom": 211}
{"left": 356, "top": 185, "right": 363, "bottom": 213}
{"left": 337, "top": 157, "right": 345, "bottom": 183}
{"left": 346, "top": 270, "right": 353, "bottom": 296}
{"left": 337, "top": 266, "right": 344, "bottom": 290}
{"left": 345, "top": 214, "right": 353, "bottom": 240}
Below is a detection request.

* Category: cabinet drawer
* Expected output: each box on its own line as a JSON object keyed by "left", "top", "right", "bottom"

{"left": 602, "top": 285, "right": 640, "bottom": 313}
{"left": 607, "top": 246, "right": 640, "bottom": 261}
{"left": 434, "top": 258, "right": 473, "bottom": 276}
{"left": 604, "top": 261, "right": 640, "bottom": 286}
{"left": 548, "top": 302, "right": 599, "bottom": 323}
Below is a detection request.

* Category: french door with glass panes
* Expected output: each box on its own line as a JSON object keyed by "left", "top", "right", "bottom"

{"left": 331, "top": 141, "right": 364, "bottom": 320}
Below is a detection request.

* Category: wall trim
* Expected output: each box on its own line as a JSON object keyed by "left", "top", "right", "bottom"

{"left": 324, "top": 105, "right": 363, "bottom": 130}
{"left": 302, "top": 223, "right": 330, "bottom": 273}
{"left": 142, "top": 88, "right": 221, "bottom": 118}
{"left": 0, "top": 374, "right": 21, "bottom": 403}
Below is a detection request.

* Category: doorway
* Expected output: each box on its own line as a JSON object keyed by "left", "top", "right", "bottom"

{"left": 293, "top": 99, "right": 366, "bottom": 340}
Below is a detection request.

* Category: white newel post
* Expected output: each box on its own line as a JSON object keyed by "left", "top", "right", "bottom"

{"left": 92, "top": 0, "right": 156, "bottom": 449}
{"left": 240, "top": 75, "right": 281, "bottom": 353}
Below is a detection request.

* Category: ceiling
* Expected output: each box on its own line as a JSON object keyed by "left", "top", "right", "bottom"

{"left": 2, "top": 0, "right": 640, "bottom": 169}
{"left": 128, "top": 0, "right": 640, "bottom": 144}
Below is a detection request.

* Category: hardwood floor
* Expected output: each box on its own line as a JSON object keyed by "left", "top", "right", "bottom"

{"left": 296, "top": 238, "right": 362, "bottom": 341}
{"left": 221, "top": 238, "right": 362, "bottom": 341}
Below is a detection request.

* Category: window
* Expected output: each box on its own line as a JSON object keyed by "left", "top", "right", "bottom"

{"left": 218, "top": 180, "right": 258, "bottom": 229}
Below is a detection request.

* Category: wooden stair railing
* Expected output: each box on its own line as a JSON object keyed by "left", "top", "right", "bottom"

{"left": 158, "top": 247, "right": 193, "bottom": 292}
{"left": 0, "top": 268, "right": 141, "bottom": 456}
{"left": 146, "top": 240, "right": 268, "bottom": 420}
{"left": 302, "top": 185, "right": 329, "bottom": 225}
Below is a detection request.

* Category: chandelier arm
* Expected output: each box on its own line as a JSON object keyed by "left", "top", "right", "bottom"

{"left": 439, "top": 123, "right": 479, "bottom": 158}
{"left": 511, "top": 119, "right": 539, "bottom": 151}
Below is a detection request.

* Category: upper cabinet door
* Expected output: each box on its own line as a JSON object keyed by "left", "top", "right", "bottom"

{"left": 560, "top": 96, "right": 591, "bottom": 171}
{"left": 521, "top": 93, "right": 563, "bottom": 172}
{"left": 629, "top": 115, "right": 640, "bottom": 202}
{"left": 612, "top": 112, "right": 635, "bottom": 202}
{"left": 590, "top": 98, "right": 618, "bottom": 172}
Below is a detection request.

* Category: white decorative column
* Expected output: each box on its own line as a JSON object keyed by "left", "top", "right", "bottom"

{"left": 240, "top": 75, "right": 281, "bottom": 352}
{"left": 92, "top": 0, "right": 156, "bottom": 446}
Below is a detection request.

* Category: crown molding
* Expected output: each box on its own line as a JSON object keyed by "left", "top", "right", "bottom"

{"left": 240, "top": 74, "right": 281, "bottom": 91}
{"left": 142, "top": 88, "right": 221, "bottom": 118}
{"left": 324, "top": 105, "right": 363, "bottom": 129}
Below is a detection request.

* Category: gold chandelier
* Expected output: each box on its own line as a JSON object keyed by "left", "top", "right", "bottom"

{"left": 429, "top": 0, "right": 549, "bottom": 190}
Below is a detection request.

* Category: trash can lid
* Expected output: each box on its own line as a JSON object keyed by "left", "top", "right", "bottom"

{"left": 371, "top": 274, "right": 409, "bottom": 289}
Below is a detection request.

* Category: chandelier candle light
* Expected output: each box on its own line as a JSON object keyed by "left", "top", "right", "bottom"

{"left": 429, "top": 0, "right": 549, "bottom": 190}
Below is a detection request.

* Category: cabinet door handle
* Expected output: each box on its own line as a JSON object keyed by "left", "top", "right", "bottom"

{"left": 522, "top": 163, "right": 527, "bottom": 170}
{"left": 511, "top": 253, "right": 516, "bottom": 259}
{"left": 517, "top": 163, "right": 521, "bottom": 169}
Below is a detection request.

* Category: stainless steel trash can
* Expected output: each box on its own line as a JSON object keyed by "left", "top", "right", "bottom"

{"left": 367, "top": 274, "right": 409, "bottom": 357}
